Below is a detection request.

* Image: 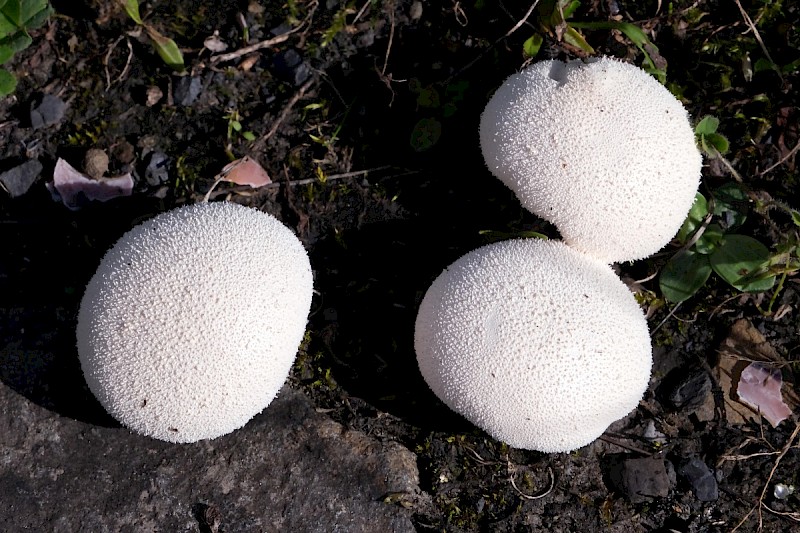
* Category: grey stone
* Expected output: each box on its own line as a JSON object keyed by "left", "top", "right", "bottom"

{"left": 659, "top": 365, "right": 711, "bottom": 410}
{"left": 621, "top": 457, "right": 671, "bottom": 503}
{"left": 30, "top": 94, "right": 66, "bottom": 129}
{"left": 174, "top": 76, "right": 203, "bottom": 106}
{"left": 144, "top": 151, "right": 170, "bottom": 186}
{"left": 0, "top": 380, "right": 420, "bottom": 531}
{"left": 678, "top": 457, "right": 719, "bottom": 502}
{"left": 274, "top": 48, "right": 311, "bottom": 86}
{"left": 0, "top": 159, "right": 42, "bottom": 197}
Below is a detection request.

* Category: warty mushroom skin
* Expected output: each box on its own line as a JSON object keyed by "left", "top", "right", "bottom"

{"left": 479, "top": 57, "right": 702, "bottom": 263}
{"left": 414, "top": 238, "right": 652, "bottom": 453}
{"left": 77, "top": 202, "right": 313, "bottom": 443}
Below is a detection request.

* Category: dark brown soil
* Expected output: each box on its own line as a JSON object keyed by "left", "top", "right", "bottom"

{"left": 1, "top": 1, "right": 799, "bottom": 531}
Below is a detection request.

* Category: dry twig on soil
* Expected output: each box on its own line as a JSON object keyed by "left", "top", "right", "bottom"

{"left": 730, "top": 422, "right": 800, "bottom": 532}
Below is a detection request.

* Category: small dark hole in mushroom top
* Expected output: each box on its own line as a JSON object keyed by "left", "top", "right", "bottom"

{"left": 169, "top": 427, "right": 179, "bottom": 432}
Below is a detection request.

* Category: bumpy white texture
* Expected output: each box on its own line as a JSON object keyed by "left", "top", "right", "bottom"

{"left": 77, "top": 202, "right": 313, "bottom": 443}
{"left": 479, "top": 57, "right": 702, "bottom": 263}
{"left": 415, "top": 239, "right": 652, "bottom": 452}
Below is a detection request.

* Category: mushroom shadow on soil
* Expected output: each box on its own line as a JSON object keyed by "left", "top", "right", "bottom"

{"left": 0, "top": 191, "right": 166, "bottom": 426}
{"left": 309, "top": 217, "right": 487, "bottom": 434}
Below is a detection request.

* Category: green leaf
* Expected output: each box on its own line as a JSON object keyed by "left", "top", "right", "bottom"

{"left": 242, "top": 131, "right": 256, "bottom": 141}
{"left": 0, "top": 0, "right": 20, "bottom": 26}
{"left": 0, "top": 10, "right": 17, "bottom": 36}
{"left": 230, "top": 120, "right": 242, "bottom": 131}
{"left": 660, "top": 250, "right": 713, "bottom": 303}
{"left": 0, "top": 66, "right": 15, "bottom": 95}
{"left": 695, "top": 115, "right": 720, "bottom": 136}
{"left": 694, "top": 223, "right": 724, "bottom": 254}
{"left": 563, "top": 26, "right": 594, "bottom": 54}
{"left": 21, "top": 2, "right": 52, "bottom": 30}
{"left": 19, "top": 0, "right": 48, "bottom": 26}
{"left": 710, "top": 234, "right": 775, "bottom": 292}
{"left": 124, "top": 0, "right": 143, "bottom": 25}
{"left": 0, "top": 43, "right": 12, "bottom": 63}
{"left": 0, "top": 30, "right": 32, "bottom": 52}
{"left": 410, "top": 117, "right": 442, "bottom": 152}
{"left": 676, "top": 192, "right": 708, "bottom": 243}
{"left": 145, "top": 25, "right": 184, "bottom": 71}
{"left": 791, "top": 210, "right": 800, "bottom": 227}
{"left": 712, "top": 182, "right": 748, "bottom": 228}
{"left": 522, "top": 33, "right": 543, "bottom": 58}
{"left": 704, "top": 132, "right": 729, "bottom": 155}
{"left": 561, "top": 0, "right": 581, "bottom": 19}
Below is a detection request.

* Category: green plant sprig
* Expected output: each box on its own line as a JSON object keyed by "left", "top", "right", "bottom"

{"left": 659, "top": 184, "right": 789, "bottom": 304}
{"left": 0, "top": 0, "right": 53, "bottom": 96}
{"left": 122, "top": 0, "right": 184, "bottom": 71}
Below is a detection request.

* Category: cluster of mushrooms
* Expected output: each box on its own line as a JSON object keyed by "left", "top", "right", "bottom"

{"left": 76, "top": 57, "right": 702, "bottom": 452}
{"left": 414, "top": 57, "right": 703, "bottom": 452}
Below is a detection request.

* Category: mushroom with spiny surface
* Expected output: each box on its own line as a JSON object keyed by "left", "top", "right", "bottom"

{"left": 414, "top": 238, "right": 652, "bottom": 453}
{"left": 479, "top": 57, "right": 702, "bottom": 263}
{"left": 76, "top": 201, "right": 313, "bottom": 443}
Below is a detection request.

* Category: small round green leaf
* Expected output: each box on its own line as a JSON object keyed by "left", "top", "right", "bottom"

{"left": 712, "top": 183, "right": 748, "bottom": 228}
{"left": 695, "top": 223, "right": 724, "bottom": 254}
{"left": 695, "top": 115, "right": 720, "bottom": 136}
{"left": 660, "top": 250, "right": 712, "bottom": 303}
{"left": 709, "top": 234, "right": 775, "bottom": 292}
{"left": 410, "top": 118, "right": 441, "bottom": 152}
{"left": 523, "top": 33, "right": 543, "bottom": 58}
{"left": 676, "top": 192, "right": 708, "bottom": 243}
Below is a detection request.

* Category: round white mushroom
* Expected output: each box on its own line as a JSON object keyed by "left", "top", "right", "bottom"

{"left": 479, "top": 57, "right": 702, "bottom": 263}
{"left": 77, "top": 202, "right": 313, "bottom": 443}
{"left": 414, "top": 238, "right": 652, "bottom": 452}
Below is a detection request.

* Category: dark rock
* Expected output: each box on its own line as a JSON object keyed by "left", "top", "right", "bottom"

{"left": 0, "top": 384, "right": 420, "bottom": 531}
{"left": 273, "top": 48, "right": 312, "bottom": 86}
{"left": 174, "top": 76, "right": 203, "bottom": 106}
{"left": 607, "top": 456, "right": 670, "bottom": 503}
{"left": 678, "top": 457, "right": 718, "bottom": 501}
{"left": 658, "top": 365, "right": 711, "bottom": 410}
{"left": 144, "top": 152, "right": 170, "bottom": 186}
{"left": 29, "top": 94, "right": 66, "bottom": 129}
{"left": 0, "top": 159, "right": 43, "bottom": 197}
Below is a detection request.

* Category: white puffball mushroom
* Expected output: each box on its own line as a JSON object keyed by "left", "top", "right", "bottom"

{"left": 414, "top": 238, "right": 652, "bottom": 453}
{"left": 77, "top": 202, "right": 313, "bottom": 443}
{"left": 479, "top": 57, "right": 702, "bottom": 263}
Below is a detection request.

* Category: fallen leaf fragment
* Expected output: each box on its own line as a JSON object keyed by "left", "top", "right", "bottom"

{"left": 715, "top": 319, "right": 799, "bottom": 426}
{"left": 50, "top": 158, "right": 133, "bottom": 210}
{"left": 736, "top": 362, "right": 793, "bottom": 428}
{"left": 219, "top": 156, "right": 271, "bottom": 188}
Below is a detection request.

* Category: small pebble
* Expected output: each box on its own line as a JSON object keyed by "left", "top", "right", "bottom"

{"left": 30, "top": 94, "right": 66, "bottom": 129}
{"left": 678, "top": 457, "right": 718, "bottom": 502}
{"left": 774, "top": 483, "right": 795, "bottom": 500}
{"left": 174, "top": 77, "right": 203, "bottom": 106}
{"left": 84, "top": 148, "right": 109, "bottom": 179}
{"left": 0, "top": 159, "right": 43, "bottom": 197}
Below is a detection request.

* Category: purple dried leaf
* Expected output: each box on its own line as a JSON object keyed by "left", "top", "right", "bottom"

{"left": 50, "top": 158, "right": 133, "bottom": 210}
{"left": 736, "top": 362, "right": 793, "bottom": 428}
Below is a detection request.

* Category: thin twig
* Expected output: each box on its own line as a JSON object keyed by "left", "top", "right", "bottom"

{"left": 381, "top": 0, "right": 396, "bottom": 76}
{"left": 759, "top": 140, "right": 800, "bottom": 176}
{"left": 731, "top": 423, "right": 800, "bottom": 532}
{"left": 104, "top": 36, "right": 133, "bottom": 91}
{"left": 733, "top": 0, "right": 784, "bottom": 84}
{"left": 203, "top": 166, "right": 414, "bottom": 201}
{"left": 210, "top": 32, "right": 295, "bottom": 64}
{"left": 252, "top": 77, "right": 316, "bottom": 149}
{"left": 507, "top": 461, "right": 554, "bottom": 501}
{"left": 651, "top": 301, "right": 683, "bottom": 335}
{"left": 503, "top": 1, "right": 540, "bottom": 39}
